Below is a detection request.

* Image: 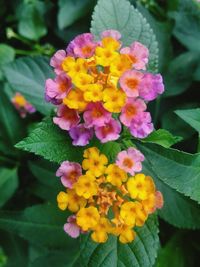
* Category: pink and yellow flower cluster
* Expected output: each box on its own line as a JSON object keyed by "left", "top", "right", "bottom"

{"left": 45, "top": 30, "right": 164, "bottom": 146}
{"left": 11, "top": 93, "right": 36, "bottom": 118}
{"left": 56, "top": 147, "right": 163, "bottom": 243}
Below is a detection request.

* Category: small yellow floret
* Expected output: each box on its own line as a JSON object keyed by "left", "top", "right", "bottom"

{"left": 74, "top": 173, "right": 98, "bottom": 199}
{"left": 82, "top": 148, "right": 108, "bottom": 177}
{"left": 62, "top": 57, "right": 88, "bottom": 77}
{"left": 76, "top": 206, "right": 100, "bottom": 231}
{"left": 83, "top": 84, "right": 104, "bottom": 102}
{"left": 103, "top": 88, "right": 126, "bottom": 113}
{"left": 120, "top": 201, "right": 147, "bottom": 227}
{"left": 63, "top": 89, "right": 88, "bottom": 111}
{"left": 105, "top": 164, "right": 127, "bottom": 187}
{"left": 91, "top": 217, "right": 112, "bottom": 243}
{"left": 127, "top": 174, "right": 155, "bottom": 200}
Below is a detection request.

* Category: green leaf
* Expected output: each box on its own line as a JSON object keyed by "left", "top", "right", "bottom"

{"left": 17, "top": 0, "right": 47, "bottom": 41}
{"left": 0, "top": 168, "right": 18, "bottom": 208}
{"left": 77, "top": 215, "right": 159, "bottom": 267}
{"left": 137, "top": 142, "right": 200, "bottom": 204}
{"left": 16, "top": 117, "right": 121, "bottom": 164}
{"left": 142, "top": 129, "right": 182, "bottom": 148}
{"left": 0, "top": 232, "right": 28, "bottom": 267}
{"left": 171, "top": 0, "right": 200, "bottom": 51}
{"left": 0, "top": 203, "right": 78, "bottom": 249}
{"left": 91, "top": 0, "right": 159, "bottom": 72}
{"left": 58, "top": 0, "right": 95, "bottom": 30}
{"left": 28, "top": 160, "right": 62, "bottom": 201}
{"left": 155, "top": 233, "right": 194, "bottom": 267}
{"left": 161, "top": 106, "right": 197, "bottom": 140}
{"left": 142, "top": 160, "right": 200, "bottom": 229}
{"left": 0, "top": 44, "right": 15, "bottom": 66}
{"left": 16, "top": 117, "right": 84, "bottom": 163}
{"left": 163, "top": 52, "right": 199, "bottom": 97}
{"left": 2, "top": 56, "right": 54, "bottom": 115}
{"left": 175, "top": 108, "right": 200, "bottom": 133}
{"left": 0, "top": 88, "right": 25, "bottom": 146}
{"left": 29, "top": 251, "right": 77, "bottom": 267}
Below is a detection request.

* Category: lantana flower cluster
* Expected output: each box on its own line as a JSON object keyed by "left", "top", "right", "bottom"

{"left": 12, "top": 93, "right": 36, "bottom": 118}
{"left": 45, "top": 30, "right": 164, "bottom": 146}
{"left": 56, "top": 147, "right": 163, "bottom": 243}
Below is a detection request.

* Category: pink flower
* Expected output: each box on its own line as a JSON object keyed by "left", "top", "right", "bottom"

{"left": 69, "top": 123, "right": 93, "bottom": 146}
{"left": 66, "top": 33, "right": 97, "bottom": 58}
{"left": 53, "top": 105, "right": 80, "bottom": 131}
{"left": 56, "top": 161, "right": 82, "bottom": 188}
{"left": 50, "top": 50, "right": 66, "bottom": 74}
{"left": 83, "top": 102, "right": 112, "bottom": 128}
{"left": 120, "top": 98, "right": 146, "bottom": 127}
{"left": 139, "top": 73, "right": 164, "bottom": 101}
{"left": 116, "top": 147, "right": 145, "bottom": 175}
{"left": 121, "top": 41, "right": 149, "bottom": 70}
{"left": 119, "top": 70, "right": 143, "bottom": 98}
{"left": 95, "top": 118, "right": 121, "bottom": 143}
{"left": 64, "top": 215, "right": 81, "bottom": 238}
{"left": 129, "top": 112, "right": 153, "bottom": 138}
{"left": 101, "top": 29, "right": 121, "bottom": 40}
{"left": 45, "top": 74, "right": 72, "bottom": 105}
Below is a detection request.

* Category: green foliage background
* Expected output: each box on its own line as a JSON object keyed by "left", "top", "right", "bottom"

{"left": 0, "top": 0, "right": 200, "bottom": 266}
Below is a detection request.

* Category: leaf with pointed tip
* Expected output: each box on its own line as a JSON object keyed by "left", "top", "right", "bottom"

{"left": 175, "top": 108, "right": 200, "bottom": 133}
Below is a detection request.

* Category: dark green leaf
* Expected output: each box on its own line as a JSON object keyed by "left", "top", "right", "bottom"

{"left": 163, "top": 52, "right": 199, "bottom": 97}
{"left": 3, "top": 56, "right": 54, "bottom": 115}
{"left": 17, "top": 0, "right": 47, "bottom": 41}
{"left": 137, "top": 142, "right": 200, "bottom": 204}
{"left": 91, "top": 0, "right": 158, "bottom": 72}
{"left": 77, "top": 215, "right": 159, "bottom": 267}
{"left": 0, "top": 232, "right": 28, "bottom": 267}
{"left": 175, "top": 108, "right": 200, "bottom": 132}
{"left": 16, "top": 117, "right": 121, "bottom": 164}
{"left": 0, "top": 44, "right": 15, "bottom": 66}
{"left": 155, "top": 233, "right": 194, "bottom": 267}
{"left": 171, "top": 0, "right": 200, "bottom": 51}
{"left": 143, "top": 160, "right": 200, "bottom": 229}
{"left": 0, "top": 88, "right": 25, "bottom": 146}
{"left": 0, "top": 168, "right": 18, "bottom": 207}
{"left": 0, "top": 203, "right": 78, "bottom": 249}
{"left": 58, "top": 0, "right": 95, "bottom": 30}
{"left": 142, "top": 129, "right": 182, "bottom": 148}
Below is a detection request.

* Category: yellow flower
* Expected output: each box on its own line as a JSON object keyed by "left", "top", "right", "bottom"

{"left": 62, "top": 57, "right": 88, "bottom": 77}
{"left": 74, "top": 173, "right": 98, "bottom": 199}
{"left": 57, "top": 189, "right": 86, "bottom": 212}
{"left": 110, "top": 54, "right": 132, "bottom": 76}
{"left": 83, "top": 84, "right": 104, "bottom": 102}
{"left": 101, "top": 37, "right": 121, "bottom": 50}
{"left": 91, "top": 217, "right": 112, "bottom": 243}
{"left": 83, "top": 147, "right": 99, "bottom": 158}
{"left": 13, "top": 94, "right": 27, "bottom": 107}
{"left": 57, "top": 191, "right": 68, "bottom": 211}
{"left": 105, "top": 164, "right": 127, "bottom": 187}
{"left": 127, "top": 174, "right": 155, "bottom": 200}
{"left": 141, "top": 193, "right": 156, "bottom": 214}
{"left": 63, "top": 89, "right": 88, "bottom": 111}
{"left": 76, "top": 206, "right": 100, "bottom": 231}
{"left": 82, "top": 147, "right": 108, "bottom": 177}
{"left": 73, "top": 73, "right": 94, "bottom": 91}
{"left": 119, "top": 226, "right": 136, "bottom": 244}
{"left": 103, "top": 88, "right": 126, "bottom": 113}
{"left": 120, "top": 201, "right": 147, "bottom": 226}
